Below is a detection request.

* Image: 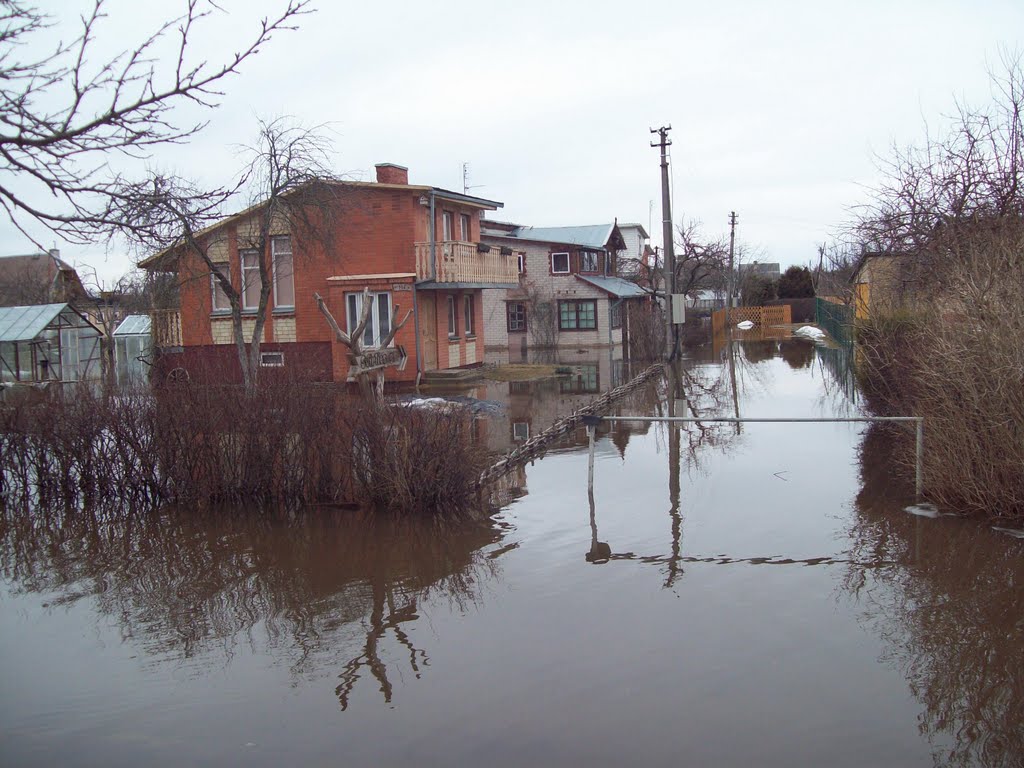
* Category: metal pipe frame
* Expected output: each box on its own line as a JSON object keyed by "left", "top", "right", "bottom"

{"left": 591, "top": 415, "right": 925, "bottom": 499}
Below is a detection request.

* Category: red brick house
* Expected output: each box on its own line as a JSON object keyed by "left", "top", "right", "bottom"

{"left": 140, "top": 164, "right": 517, "bottom": 385}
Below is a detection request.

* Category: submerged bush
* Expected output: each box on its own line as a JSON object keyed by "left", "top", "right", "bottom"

{"left": 0, "top": 384, "right": 488, "bottom": 518}
{"left": 857, "top": 227, "right": 1024, "bottom": 521}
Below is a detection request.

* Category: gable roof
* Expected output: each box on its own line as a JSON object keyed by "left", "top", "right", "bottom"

{"left": 139, "top": 181, "right": 504, "bottom": 271}
{"left": 0, "top": 252, "right": 87, "bottom": 305}
{"left": 0, "top": 303, "right": 73, "bottom": 342}
{"left": 483, "top": 223, "right": 621, "bottom": 250}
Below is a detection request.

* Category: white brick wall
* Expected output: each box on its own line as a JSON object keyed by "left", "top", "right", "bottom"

{"left": 210, "top": 317, "right": 257, "bottom": 345}
{"left": 274, "top": 316, "right": 296, "bottom": 343}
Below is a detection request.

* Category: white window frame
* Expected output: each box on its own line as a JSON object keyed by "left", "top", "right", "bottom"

{"left": 271, "top": 236, "right": 294, "bottom": 309}
{"left": 260, "top": 351, "right": 285, "bottom": 367}
{"left": 210, "top": 263, "right": 231, "bottom": 312}
{"left": 442, "top": 211, "right": 455, "bottom": 241}
{"left": 512, "top": 422, "right": 530, "bottom": 442}
{"left": 241, "top": 249, "right": 261, "bottom": 310}
{"left": 346, "top": 291, "right": 393, "bottom": 348}
{"left": 463, "top": 294, "right": 475, "bottom": 336}
{"left": 447, "top": 295, "right": 458, "bottom": 338}
{"left": 551, "top": 252, "right": 570, "bottom": 274}
{"left": 460, "top": 213, "right": 471, "bottom": 241}
{"left": 517, "top": 253, "right": 525, "bottom": 274}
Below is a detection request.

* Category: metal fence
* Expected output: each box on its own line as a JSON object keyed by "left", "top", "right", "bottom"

{"left": 815, "top": 298, "right": 855, "bottom": 345}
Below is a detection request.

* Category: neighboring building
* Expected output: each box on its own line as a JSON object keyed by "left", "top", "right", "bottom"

{"left": 0, "top": 250, "right": 89, "bottom": 307}
{"left": 851, "top": 252, "right": 916, "bottom": 320}
{"left": 738, "top": 261, "right": 781, "bottom": 281}
{"left": 0, "top": 303, "right": 102, "bottom": 385}
{"left": 686, "top": 289, "right": 727, "bottom": 311}
{"left": 480, "top": 221, "right": 649, "bottom": 351}
{"left": 139, "top": 164, "right": 517, "bottom": 385}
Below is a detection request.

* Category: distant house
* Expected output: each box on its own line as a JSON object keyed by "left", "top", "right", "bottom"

{"left": 0, "top": 250, "right": 89, "bottom": 307}
{"left": 851, "top": 252, "right": 916, "bottom": 320}
{"left": 686, "top": 289, "right": 727, "bottom": 311}
{"left": 0, "top": 303, "right": 102, "bottom": 385}
{"left": 738, "top": 261, "right": 781, "bottom": 281}
{"left": 139, "top": 163, "right": 518, "bottom": 385}
{"left": 480, "top": 221, "right": 649, "bottom": 351}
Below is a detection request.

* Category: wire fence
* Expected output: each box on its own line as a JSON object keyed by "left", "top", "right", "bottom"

{"left": 815, "top": 298, "right": 855, "bottom": 344}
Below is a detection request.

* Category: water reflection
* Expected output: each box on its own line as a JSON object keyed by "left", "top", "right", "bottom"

{"left": 843, "top": 424, "right": 1024, "bottom": 767}
{"left": 0, "top": 504, "right": 505, "bottom": 710}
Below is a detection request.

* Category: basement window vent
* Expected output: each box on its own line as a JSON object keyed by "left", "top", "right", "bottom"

{"left": 260, "top": 351, "right": 285, "bottom": 367}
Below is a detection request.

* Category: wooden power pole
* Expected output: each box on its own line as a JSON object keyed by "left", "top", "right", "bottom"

{"left": 727, "top": 211, "right": 738, "bottom": 319}
{"left": 651, "top": 126, "right": 677, "bottom": 359}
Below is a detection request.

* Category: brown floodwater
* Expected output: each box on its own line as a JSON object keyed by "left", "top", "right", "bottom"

{"left": 2, "top": 339, "right": 1022, "bottom": 767}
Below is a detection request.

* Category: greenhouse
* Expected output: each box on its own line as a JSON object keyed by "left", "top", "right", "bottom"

{"left": 0, "top": 303, "right": 102, "bottom": 384}
{"left": 113, "top": 314, "right": 153, "bottom": 386}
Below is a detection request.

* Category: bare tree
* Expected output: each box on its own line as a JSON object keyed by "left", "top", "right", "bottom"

{"left": 854, "top": 50, "right": 1024, "bottom": 287}
{"left": 111, "top": 119, "right": 341, "bottom": 389}
{"left": 0, "top": 0, "right": 310, "bottom": 244}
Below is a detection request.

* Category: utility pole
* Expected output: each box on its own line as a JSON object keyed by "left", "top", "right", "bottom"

{"left": 727, "top": 211, "right": 738, "bottom": 319}
{"left": 651, "top": 126, "right": 676, "bottom": 359}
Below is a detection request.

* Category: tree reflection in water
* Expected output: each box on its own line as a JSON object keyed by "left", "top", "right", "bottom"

{"left": 845, "top": 424, "right": 1024, "bottom": 767}
{"left": 0, "top": 503, "right": 504, "bottom": 711}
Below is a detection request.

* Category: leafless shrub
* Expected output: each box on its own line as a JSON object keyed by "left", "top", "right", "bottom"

{"left": 858, "top": 224, "right": 1024, "bottom": 521}
{"left": 348, "top": 404, "right": 488, "bottom": 520}
{"left": 0, "top": 384, "right": 488, "bottom": 518}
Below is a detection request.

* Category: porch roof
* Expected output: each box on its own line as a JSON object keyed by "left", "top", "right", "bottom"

{"left": 576, "top": 275, "right": 648, "bottom": 299}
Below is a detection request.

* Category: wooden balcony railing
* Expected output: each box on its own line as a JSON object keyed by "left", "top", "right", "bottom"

{"left": 151, "top": 309, "right": 182, "bottom": 348}
{"left": 414, "top": 241, "right": 518, "bottom": 284}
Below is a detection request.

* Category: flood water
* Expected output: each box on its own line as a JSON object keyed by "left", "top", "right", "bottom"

{"left": 2, "top": 337, "right": 1023, "bottom": 767}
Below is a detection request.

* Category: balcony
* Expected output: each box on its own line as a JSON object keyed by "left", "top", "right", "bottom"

{"left": 414, "top": 241, "right": 518, "bottom": 286}
{"left": 151, "top": 309, "right": 182, "bottom": 349}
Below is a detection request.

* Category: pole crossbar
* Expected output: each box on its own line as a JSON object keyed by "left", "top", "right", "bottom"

{"left": 589, "top": 415, "right": 925, "bottom": 499}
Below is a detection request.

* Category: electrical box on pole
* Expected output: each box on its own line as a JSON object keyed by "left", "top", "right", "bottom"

{"left": 671, "top": 294, "right": 686, "bottom": 325}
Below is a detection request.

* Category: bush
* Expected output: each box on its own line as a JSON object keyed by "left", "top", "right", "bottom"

{"left": 0, "top": 384, "right": 489, "bottom": 518}
{"left": 857, "top": 227, "right": 1024, "bottom": 521}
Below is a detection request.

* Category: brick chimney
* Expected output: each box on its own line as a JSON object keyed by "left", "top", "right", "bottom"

{"left": 375, "top": 163, "right": 409, "bottom": 185}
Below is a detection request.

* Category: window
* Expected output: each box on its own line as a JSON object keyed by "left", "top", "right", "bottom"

{"left": 346, "top": 291, "right": 392, "bottom": 348}
{"left": 460, "top": 213, "right": 472, "bottom": 241}
{"left": 447, "top": 295, "right": 458, "bottom": 338}
{"left": 260, "top": 351, "right": 285, "bottom": 367}
{"left": 272, "top": 236, "right": 294, "bottom": 308}
{"left": 551, "top": 252, "right": 570, "bottom": 274}
{"left": 464, "top": 294, "right": 475, "bottom": 336}
{"left": 517, "top": 253, "right": 526, "bottom": 274}
{"left": 512, "top": 422, "right": 530, "bottom": 442}
{"left": 559, "top": 300, "right": 597, "bottom": 330}
{"left": 610, "top": 302, "right": 622, "bottom": 329}
{"left": 211, "top": 263, "right": 231, "bottom": 311}
{"left": 241, "top": 250, "right": 261, "bottom": 310}
{"left": 579, "top": 250, "right": 599, "bottom": 272}
{"left": 442, "top": 211, "right": 455, "bottom": 241}
{"left": 507, "top": 302, "right": 526, "bottom": 332}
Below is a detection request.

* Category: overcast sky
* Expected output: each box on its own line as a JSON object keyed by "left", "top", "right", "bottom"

{"left": 3, "top": 0, "right": 1022, "bottom": 284}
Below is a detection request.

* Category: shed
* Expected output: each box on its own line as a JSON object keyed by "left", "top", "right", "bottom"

{"left": 113, "top": 314, "right": 153, "bottom": 386}
{"left": 0, "top": 303, "right": 102, "bottom": 384}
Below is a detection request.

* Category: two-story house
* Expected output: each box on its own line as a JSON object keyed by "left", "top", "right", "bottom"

{"left": 480, "top": 221, "right": 649, "bottom": 352}
{"left": 140, "top": 164, "right": 518, "bottom": 385}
